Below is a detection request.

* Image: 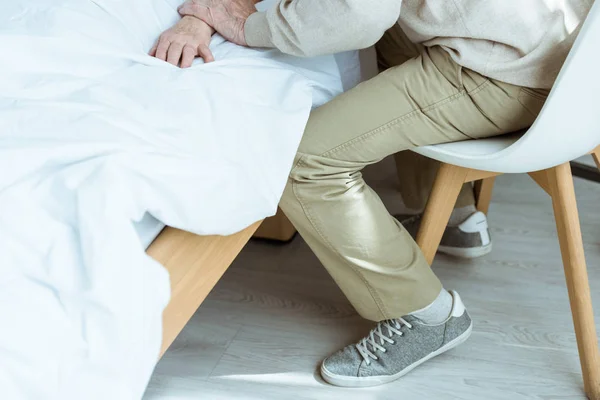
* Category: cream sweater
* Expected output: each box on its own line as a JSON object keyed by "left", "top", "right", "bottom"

{"left": 245, "top": 0, "right": 594, "bottom": 89}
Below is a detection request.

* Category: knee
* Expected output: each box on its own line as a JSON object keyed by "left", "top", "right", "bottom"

{"left": 289, "top": 152, "right": 363, "bottom": 186}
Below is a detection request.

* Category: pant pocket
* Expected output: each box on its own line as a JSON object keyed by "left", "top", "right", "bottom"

{"left": 427, "top": 46, "right": 466, "bottom": 90}
{"left": 518, "top": 87, "right": 550, "bottom": 117}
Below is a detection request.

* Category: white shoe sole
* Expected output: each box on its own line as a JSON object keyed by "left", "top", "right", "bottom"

{"left": 438, "top": 243, "right": 492, "bottom": 259}
{"left": 321, "top": 322, "right": 473, "bottom": 388}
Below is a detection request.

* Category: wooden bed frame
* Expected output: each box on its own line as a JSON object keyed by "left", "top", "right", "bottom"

{"left": 146, "top": 210, "right": 296, "bottom": 357}
{"left": 146, "top": 222, "right": 260, "bottom": 356}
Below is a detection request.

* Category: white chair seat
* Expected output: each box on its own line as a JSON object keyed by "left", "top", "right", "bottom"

{"left": 414, "top": 132, "right": 524, "bottom": 172}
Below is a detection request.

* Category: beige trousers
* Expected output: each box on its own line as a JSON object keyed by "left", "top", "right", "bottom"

{"left": 279, "top": 25, "right": 548, "bottom": 321}
{"left": 383, "top": 27, "right": 493, "bottom": 211}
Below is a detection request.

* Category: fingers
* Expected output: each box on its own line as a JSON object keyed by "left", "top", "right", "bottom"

{"left": 180, "top": 45, "right": 197, "bottom": 68}
{"left": 151, "top": 39, "right": 214, "bottom": 68}
{"left": 149, "top": 40, "right": 158, "bottom": 56}
{"left": 149, "top": 9, "right": 216, "bottom": 68}
{"left": 166, "top": 42, "right": 185, "bottom": 66}
{"left": 198, "top": 44, "right": 215, "bottom": 63}
{"left": 155, "top": 39, "right": 171, "bottom": 62}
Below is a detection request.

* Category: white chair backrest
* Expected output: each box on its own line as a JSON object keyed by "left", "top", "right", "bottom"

{"left": 456, "top": 2, "right": 600, "bottom": 173}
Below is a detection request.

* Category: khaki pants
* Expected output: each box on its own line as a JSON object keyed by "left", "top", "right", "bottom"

{"left": 279, "top": 25, "right": 547, "bottom": 321}
{"left": 380, "top": 27, "right": 480, "bottom": 211}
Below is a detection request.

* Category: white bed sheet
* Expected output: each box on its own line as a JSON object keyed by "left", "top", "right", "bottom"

{"left": 0, "top": 0, "right": 361, "bottom": 399}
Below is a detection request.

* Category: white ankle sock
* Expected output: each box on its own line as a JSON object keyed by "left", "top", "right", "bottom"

{"left": 410, "top": 289, "right": 453, "bottom": 324}
{"left": 447, "top": 205, "right": 477, "bottom": 227}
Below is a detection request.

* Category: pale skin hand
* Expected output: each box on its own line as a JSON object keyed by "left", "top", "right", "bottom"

{"left": 177, "top": 0, "right": 258, "bottom": 47}
{"left": 149, "top": 15, "right": 215, "bottom": 68}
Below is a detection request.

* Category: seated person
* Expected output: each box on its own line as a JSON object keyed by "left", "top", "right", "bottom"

{"left": 154, "top": 0, "right": 591, "bottom": 388}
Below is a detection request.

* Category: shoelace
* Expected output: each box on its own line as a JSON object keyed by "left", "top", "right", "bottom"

{"left": 355, "top": 318, "right": 413, "bottom": 365}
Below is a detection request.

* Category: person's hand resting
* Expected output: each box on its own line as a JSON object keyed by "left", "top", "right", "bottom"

{"left": 150, "top": 15, "right": 215, "bottom": 68}
{"left": 177, "top": 0, "right": 257, "bottom": 47}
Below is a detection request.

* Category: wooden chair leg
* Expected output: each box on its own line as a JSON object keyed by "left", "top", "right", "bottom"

{"left": 416, "top": 163, "right": 470, "bottom": 265}
{"left": 253, "top": 207, "right": 297, "bottom": 242}
{"left": 474, "top": 177, "right": 496, "bottom": 215}
{"left": 547, "top": 163, "right": 600, "bottom": 400}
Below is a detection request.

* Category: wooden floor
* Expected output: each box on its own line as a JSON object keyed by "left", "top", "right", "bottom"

{"left": 144, "top": 156, "right": 600, "bottom": 400}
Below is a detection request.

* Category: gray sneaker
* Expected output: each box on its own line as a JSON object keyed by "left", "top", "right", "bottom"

{"left": 320, "top": 291, "right": 472, "bottom": 387}
{"left": 397, "top": 211, "right": 492, "bottom": 259}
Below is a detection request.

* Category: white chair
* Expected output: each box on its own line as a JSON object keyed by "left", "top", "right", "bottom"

{"left": 414, "top": 4, "right": 600, "bottom": 399}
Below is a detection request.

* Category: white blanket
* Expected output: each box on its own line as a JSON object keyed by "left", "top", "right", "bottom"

{"left": 0, "top": 1, "right": 358, "bottom": 398}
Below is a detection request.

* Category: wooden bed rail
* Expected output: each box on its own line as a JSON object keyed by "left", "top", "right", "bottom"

{"left": 146, "top": 222, "right": 261, "bottom": 356}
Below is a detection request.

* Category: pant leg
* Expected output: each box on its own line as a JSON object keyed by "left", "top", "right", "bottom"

{"left": 280, "top": 46, "right": 544, "bottom": 321}
{"left": 377, "top": 24, "right": 476, "bottom": 212}
{"left": 393, "top": 151, "right": 475, "bottom": 211}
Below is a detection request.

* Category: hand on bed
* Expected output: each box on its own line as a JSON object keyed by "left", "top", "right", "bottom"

{"left": 177, "top": 0, "right": 257, "bottom": 47}
{"left": 150, "top": 16, "right": 215, "bottom": 67}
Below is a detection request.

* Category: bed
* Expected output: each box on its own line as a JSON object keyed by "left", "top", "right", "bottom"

{"left": 0, "top": 1, "right": 367, "bottom": 397}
